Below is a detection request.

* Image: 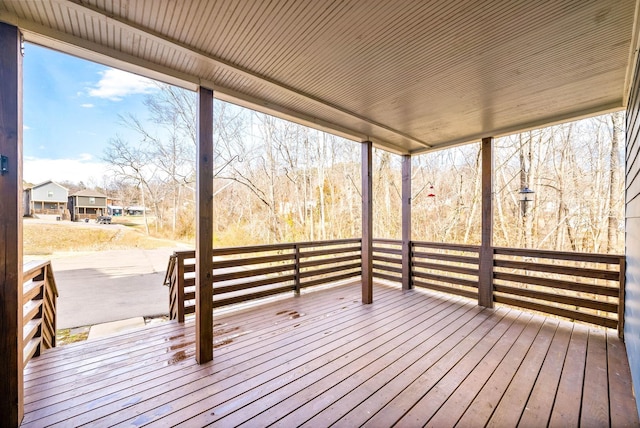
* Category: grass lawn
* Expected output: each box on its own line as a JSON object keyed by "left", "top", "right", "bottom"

{"left": 23, "top": 220, "right": 180, "bottom": 255}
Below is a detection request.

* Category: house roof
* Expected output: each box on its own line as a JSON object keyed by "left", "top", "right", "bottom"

{"left": 69, "top": 189, "right": 108, "bottom": 198}
{"left": 32, "top": 180, "right": 68, "bottom": 191}
{"left": 1, "top": 0, "right": 638, "bottom": 154}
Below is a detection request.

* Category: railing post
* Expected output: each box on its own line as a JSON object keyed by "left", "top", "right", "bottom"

{"left": 401, "top": 154, "right": 412, "bottom": 291}
{"left": 619, "top": 255, "right": 626, "bottom": 339}
{"left": 294, "top": 245, "right": 301, "bottom": 296}
{"left": 0, "top": 23, "right": 23, "bottom": 424}
{"left": 362, "top": 140, "right": 373, "bottom": 304}
{"left": 478, "top": 137, "right": 494, "bottom": 308}
{"left": 176, "top": 253, "right": 185, "bottom": 323}
{"left": 196, "top": 85, "right": 214, "bottom": 364}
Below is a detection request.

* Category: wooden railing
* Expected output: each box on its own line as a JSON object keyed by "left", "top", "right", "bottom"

{"left": 412, "top": 241, "right": 480, "bottom": 299}
{"left": 372, "top": 239, "right": 403, "bottom": 283}
{"left": 167, "top": 238, "right": 625, "bottom": 333}
{"left": 166, "top": 239, "right": 361, "bottom": 321}
{"left": 493, "top": 247, "right": 624, "bottom": 331}
{"left": 22, "top": 260, "right": 58, "bottom": 367}
{"left": 371, "top": 239, "right": 623, "bottom": 333}
{"left": 373, "top": 239, "right": 480, "bottom": 298}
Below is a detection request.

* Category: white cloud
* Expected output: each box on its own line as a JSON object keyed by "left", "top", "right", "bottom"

{"left": 24, "top": 156, "right": 110, "bottom": 185}
{"left": 23, "top": 125, "right": 30, "bottom": 130}
{"left": 80, "top": 103, "right": 94, "bottom": 108}
{"left": 88, "top": 68, "right": 156, "bottom": 101}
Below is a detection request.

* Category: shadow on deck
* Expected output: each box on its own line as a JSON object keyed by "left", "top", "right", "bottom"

{"left": 21, "top": 282, "right": 638, "bottom": 427}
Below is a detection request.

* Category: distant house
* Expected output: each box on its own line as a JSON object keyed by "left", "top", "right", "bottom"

{"left": 107, "top": 205, "right": 123, "bottom": 216}
{"left": 125, "top": 206, "right": 147, "bottom": 216}
{"left": 67, "top": 189, "right": 108, "bottom": 221}
{"left": 23, "top": 180, "right": 69, "bottom": 216}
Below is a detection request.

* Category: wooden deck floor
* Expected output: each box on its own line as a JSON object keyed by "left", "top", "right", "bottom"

{"left": 22, "top": 282, "right": 638, "bottom": 427}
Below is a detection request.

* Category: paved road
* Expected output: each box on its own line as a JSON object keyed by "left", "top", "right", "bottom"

{"left": 48, "top": 247, "right": 181, "bottom": 329}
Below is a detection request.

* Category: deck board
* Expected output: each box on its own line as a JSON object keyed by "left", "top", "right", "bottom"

{"left": 21, "top": 281, "right": 638, "bottom": 427}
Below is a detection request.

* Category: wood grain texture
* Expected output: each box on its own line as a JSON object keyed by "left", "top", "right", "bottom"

{"left": 0, "top": 21, "right": 23, "bottom": 426}
{"left": 478, "top": 136, "right": 494, "bottom": 308}
{"left": 401, "top": 154, "right": 412, "bottom": 290}
{"left": 19, "top": 282, "right": 638, "bottom": 427}
{"left": 196, "top": 86, "right": 214, "bottom": 364}
{"left": 361, "top": 140, "right": 373, "bottom": 303}
{"left": 3, "top": 2, "right": 635, "bottom": 155}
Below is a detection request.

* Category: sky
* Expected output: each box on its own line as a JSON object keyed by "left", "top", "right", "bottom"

{"left": 23, "top": 43, "right": 160, "bottom": 186}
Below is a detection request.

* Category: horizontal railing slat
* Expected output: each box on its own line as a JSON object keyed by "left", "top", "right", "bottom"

{"left": 373, "top": 263, "right": 402, "bottom": 275}
{"left": 23, "top": 338, "right": 40, "bottom": 365}
{"left": 413, "top": 251, "right": 479, "bottom": 265}
{"left": 212, "top": 253, "right": 294, "bottom": 269}
{"left": 22, "top": 260, "right": 49, "bottom": 281}
{"left": 493, "top": 247, "right": 622, "bottom": 264}
{"left": 212, "top": 243, "right": 294, "bottom": 256}
{"left": 299, "top": 246, "right": 361, "bottom": 258}
{"left": 23, "top": 300, "right": 41, "bottom": 326}
{"left": 374, "top": 272, "right": 402, "bottom": 283}
{"left": 213, "top": 274, "right": 296, "bottom": 295}
{"left": 300, "top": 271, "right": 361, "bottom": 289}
{"left": 372, "top": 246, "right": 403, "bottom": 256}
{"left": 372, "top": 254, "right": 402, "bottom": 265}
{"left": 299, "top": 262, "right": 361, "bottom": 279}
{"left": 299, "top": 254, "right": 361, "bottom": 269}
{"left": 493, "top": 284, "right": 618, "bottom": 313}
{"left": 212, "top": 263, "right": 296, "bottom": 282}
{"left": 412, "top": 241, "right": 480, "bottom": 252}
{"left": 494, "top": 295, "right": 618, "bottom": 329}
{"left": 494, "top": 259, "right": 619, "bottom": 281}
{"left": 213, "top": 285, "right": 295, "bottom": 308}
{"left": 413, "top": 261, "right": 479, "bottom": 277}
{"left": 372, "top": 238, "right": 402, "bottom": 245}
{"left": 297, "top": 238, "right": 360, "bottom": 248}
{"left": 493, "top": 272, "right": 619, "bottom": 297}
{"left": 413, "top": 270, "right": 479, "bottom": 288}
{"left": 413, "top": 280, "right": 478, "bottom": 299}
{"left": 23, "top": 319, "right": 41, "bottom": 343}
{"left": 23, "top": 280, "right": 43, "bottom": 305}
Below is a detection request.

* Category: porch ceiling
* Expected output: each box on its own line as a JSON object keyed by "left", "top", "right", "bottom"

{"left": 0, "top": 0, "right": 638, "bottom": 154}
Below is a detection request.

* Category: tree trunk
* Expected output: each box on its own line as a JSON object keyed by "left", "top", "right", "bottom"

{"left": 140, "top": 183, "right": 150, "bottom": 235}
{"left": 608, "top": 111, "right": 623, "bottom": 253}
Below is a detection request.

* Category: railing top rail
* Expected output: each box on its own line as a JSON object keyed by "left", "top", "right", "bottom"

{"left": 296, "top": 238, "right": 361, "bottom": 248}
{"left": 493, "top": 246, "right": 624, "bottom": 264}
{"left": 23, "top": 260, "right": 58, "bottom": 297}
{"left": 411, "top": 241, "right": 481, "bottom": 252}
{"left": 172, "top": 239, "right": 362, "bottom": 259}
{"left": 212, "top": 242, "right": 296, "bottom": 255}
{"left": 173, "top": 250, "right": 196, "bottom": 258}
{"left": 23, "top": 260, "right": 50, "bottom": 277}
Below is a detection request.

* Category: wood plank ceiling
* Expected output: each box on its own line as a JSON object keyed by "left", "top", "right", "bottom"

{"left": 0, "top": 0, "right": 638, "bottom": 154}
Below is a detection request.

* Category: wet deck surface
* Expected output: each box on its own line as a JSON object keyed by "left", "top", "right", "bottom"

{"left": 22, "top": 282, "right": 638, "bottom": 427}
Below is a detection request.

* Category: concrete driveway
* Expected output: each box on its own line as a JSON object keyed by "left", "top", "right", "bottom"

{"left": 48, "top": 247, "right": 182, "bottom": 329}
